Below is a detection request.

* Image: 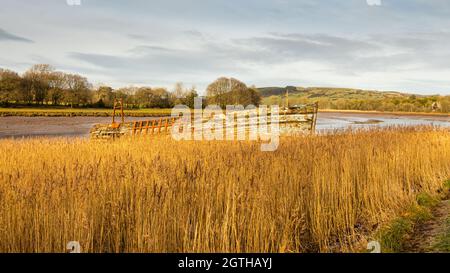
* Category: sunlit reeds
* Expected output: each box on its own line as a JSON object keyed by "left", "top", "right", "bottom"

{"left": 0, "top": 126, "right": 449, "bottom": 252}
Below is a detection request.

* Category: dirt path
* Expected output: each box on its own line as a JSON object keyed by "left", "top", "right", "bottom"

{"left": 404, "top": 199, "right": 450, "bottom": 253}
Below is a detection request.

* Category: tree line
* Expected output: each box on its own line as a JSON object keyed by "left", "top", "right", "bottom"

{"left": 0, "top": 65, "right": 261, "bottom": 109}
{"left": 264, "top": 95, "right": 450, "bottom": 113}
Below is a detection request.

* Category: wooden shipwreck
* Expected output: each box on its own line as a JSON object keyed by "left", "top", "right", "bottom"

{"left": 90, "top": 98, "right": 319, "bottom": 139}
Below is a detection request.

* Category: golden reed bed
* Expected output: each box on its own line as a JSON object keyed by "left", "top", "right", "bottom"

{"left": 0, "top": 127, "right": 449, "bottom": 253}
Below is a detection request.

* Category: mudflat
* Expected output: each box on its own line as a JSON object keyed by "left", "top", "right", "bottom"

{"left": 0, "top": 113, "right": 449, "bottom": 139}
{"left": 0, "top": 116, "right": 159, "bottom": 138}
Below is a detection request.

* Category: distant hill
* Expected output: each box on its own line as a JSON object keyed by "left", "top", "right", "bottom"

{"left": 257, "top": 86, "right": 413, "bottom": 100}
{"left": 257, "top": 86, "right": 449, "bottom": 113}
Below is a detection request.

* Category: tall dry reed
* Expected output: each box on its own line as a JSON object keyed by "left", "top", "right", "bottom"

{"left": 0, "top": 127, "right": 449, "bottom": 252}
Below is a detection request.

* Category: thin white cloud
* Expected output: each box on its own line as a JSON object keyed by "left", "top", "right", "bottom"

{"left": 0, "top": 28, "right": 33, "bottom": 43}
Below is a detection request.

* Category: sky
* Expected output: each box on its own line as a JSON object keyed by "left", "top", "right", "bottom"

{"left": 1, "top": 0, "right": 450, "bottom": 95}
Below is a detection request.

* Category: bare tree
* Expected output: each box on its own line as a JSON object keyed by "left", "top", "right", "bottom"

{"left": 0, "top": 69, "right": 22, "bottom": 104}
{"left": 47, "top": 71, "right": 66, "bottom": 105}
{"left": 23, "top": 64, "right": 54, "bottom": 105}
{"left": 94, "top": 86, "right": 114, "bottom": 107}
{"left": 64, "top": 74, "right": 91, "bottom": 107}
{"left": 206, "top": 77, "right": 257, "bottom": 107}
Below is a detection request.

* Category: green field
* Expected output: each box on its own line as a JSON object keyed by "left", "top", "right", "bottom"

{"left": 0, "top": 108, "right": 173, "bottom": 117}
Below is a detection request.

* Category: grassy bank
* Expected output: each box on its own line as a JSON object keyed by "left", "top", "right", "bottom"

{"left": 0, "top": 127, "right": 449, "bottom": 252}
{"left": 375, "top": 193, "right": 440, "bottom": 252}
{"left": 0, "top": 107, "right": 173, "bottom": 117}
{"left": 434, "top": 215, "right": 450, "bottom": 252}
{"left": 374, "top": 180, "right": 450, "bottom": 253}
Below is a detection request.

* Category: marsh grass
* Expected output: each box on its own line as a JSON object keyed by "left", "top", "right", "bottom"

{"left": 0, "top": 127, "right": 449, "bottom": 253}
